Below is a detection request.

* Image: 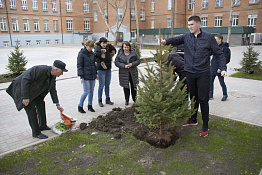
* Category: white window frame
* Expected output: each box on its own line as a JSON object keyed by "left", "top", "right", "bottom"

{"left": 94, "top": 11, "right": 97, "bottom": 22}
{"left": 32, "top": 0, "right": 38, "bottom": 10}
{"left": 118, "top": 8, "right": 123, "bottom": 19}
{"left": 151, "top": 0, "right": 155, "bottom": 12}
{"left": 84, "top": 20, "right": 90, "bottom": 31}
{"left": 216, "top": 0, "right": 223, "bottom": 7}
{"left": 131, "top": 30, "right": 136, "bottom": 39}
{"left": 233, "top": 0, "right": 240, "bottom": 5}
{"left": 168, "top": 0, "right": 171, "bottom": 10}
{"left": 12, "top": 18, "right": 19, "bottom": 31}
{"left": 140, "top": 0, "right": 145, "bottom": 2}
{"left": 26, "top": 40, "right": 30, "bottom": 45}
{"left": 52, "top": 0, "right": 57, "bottom": 11}
{"left": 232, "top": 15, "right": 239, "bottom": 26}
{"left": 188, "top": 0, "right": 195, "bottom": 10}
{"left": 83, "top": 1, "right": 89, "bottom": 13}
{"left": 201, "top": 17, "right": 207, "bottom": 27}
{"left": 140, "top": 9, "right": 145, "bottom": 20}
{"left": 249, "top": 0, "right": 259, "bottom": 4}
{"left": 21, "top": 0, "right": 28, "bottom": 9}
{"left": 0, "top": 18, "right": 7, "bottom": 31}
{"left": 247, "top": 14, "right": 257, "bottom": 28}
{"left": 131, "top": 8, "right": 135, "bottom": 20}
{"left": 23, "top": 18, "right": 30, "bottom": 31}
{"left": 9, "top": 0, "right": 16, "bottom": 9}
{"left": 4, "top": 41, "right": 9, "bottom": 46}
{"left": 36, "top": 40, "right": 40, "bottom": 45}
{"left": 44, "top": 19, "right": 49, "bottom": 31}
{"left": 46, "top": 40, "right": 50, "bottom": 45}
{"left": 167, "top": 18, "right": 171, "bottom": 28}
{"left": 65, "top": 0, "right": 72, "bottom": 12}
{"left": 215, "top": 16, "right": 222, "bottom": 27}
{"left": 34, "top": 19, "right": 40, "bottom": 31}
{"left": 0, "top": 0, "right": 4, "bottom": 8}
{"left": 151, "top": 19, "right": 154, "bottom": 29}
{"left": 55, "top": 39, "right": 59, "bottom": 44}
{"left": 66, "top": 19, "right": 73, "bottom": 31}
{"left": 53, "top": 19, "right": 58, "bottom": 31}
{"left": 42, "top": 0, "right": 47, "bottom": 10}
{"left": 202, "top": 0, "right": 208, "bottom": 9}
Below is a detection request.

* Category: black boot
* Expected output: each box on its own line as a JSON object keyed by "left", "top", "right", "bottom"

{"left": 78, "top": 106, "right": 86, "bottom": 113}
{"left": 106, "top": 97, "right": 114, "bottom": 105}
{"left": 88, "top": 105, "right": 95, "bottom": 112}
{"left": 98, "top": 99, "right": 104, "bottom": 107}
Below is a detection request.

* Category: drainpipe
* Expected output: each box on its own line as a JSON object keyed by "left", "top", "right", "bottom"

{"left": 185, "top": 0, "right": 187, "bottom": 27}
{"left": 129, "top": 0, "right": 131, "bottom": 42}
{"left": 4, "top": 0, "right": 12, "bottom": 46}
{"left": 59, "top": 0, "right": 64, "bottom": 44}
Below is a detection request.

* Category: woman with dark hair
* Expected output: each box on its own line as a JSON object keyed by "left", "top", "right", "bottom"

{"left": 115, "top": 41, "right": 141, "bottom": 105}
{"left": 94, "top": 37, "right": 116, "bottom": 107}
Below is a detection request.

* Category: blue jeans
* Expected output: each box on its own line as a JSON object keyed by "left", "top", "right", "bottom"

{"left": 97, "top": 70, "right": 111, "bottom": 100}
{"left": 209, "top": 72, "right": 227, "bottom": 97}
{"left": 79, "top": 80, "right": 96, "bottom": 107}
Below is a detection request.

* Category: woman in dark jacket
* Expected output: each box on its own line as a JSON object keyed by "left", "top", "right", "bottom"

{"left": 94, "top": 37, "right": 116, "bottom": 107}
{"left": 115, "top": 41, "right": 141, "bottom": 105}
{"left": 77, "top": 39, "right": 98, "bottom": 113}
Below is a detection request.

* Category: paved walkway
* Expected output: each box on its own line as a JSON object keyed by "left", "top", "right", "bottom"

{"left": 0, "top": 44, "right": 262, "bottom": 157}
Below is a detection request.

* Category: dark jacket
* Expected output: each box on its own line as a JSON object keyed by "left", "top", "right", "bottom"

{"left": 77, "top": 46, "right": 97, "bottom": 80}
{"left": 94, "top": 43, "right": 116, "bottom": 70}
{"left": 165, "top": 29, "right": 226, "bottom": 74}
{"left": 210, "top": 42, "right": 230, "bottom": 74}
{"left": 115, "top": 48, "right": 140, "bottom": 88}
{"left": 168, "top": 52, "right": 185, "bottom": 75}
{"left": 6, "top": 65, "right": 58, "bottom": 111}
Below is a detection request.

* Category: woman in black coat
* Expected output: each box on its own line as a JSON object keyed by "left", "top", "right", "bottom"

{"left": 115, "top": 41, "right": 140, "bottom": 105}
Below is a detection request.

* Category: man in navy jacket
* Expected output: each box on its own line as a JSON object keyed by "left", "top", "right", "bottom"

{"left": 160, "top": 16, "right": 227, "bottom": 137}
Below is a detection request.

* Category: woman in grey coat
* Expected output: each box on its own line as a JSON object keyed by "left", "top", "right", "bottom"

{"left": 115, "top": 41, "right": 140, "bottom": 105}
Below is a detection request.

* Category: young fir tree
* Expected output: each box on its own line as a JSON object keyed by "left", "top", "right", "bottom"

{"left": 6, "top": 41, "right": 28, "bottom": 75}
{"left": 135, "top": 38, "right": 196, "bottom": 137}
{"left": 240, "top": 44, "right": 261, "bottom": 74}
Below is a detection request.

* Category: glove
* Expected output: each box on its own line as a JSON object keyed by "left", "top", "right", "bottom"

{"left": 101, "top": 61, "right": 107, "bottom": 69}
{"left": 101, "top": 49, "right": 106, "bottom": 59}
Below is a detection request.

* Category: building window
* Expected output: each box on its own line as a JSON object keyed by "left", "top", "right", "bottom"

{"left": 53, "top": 19, "right": 58, "bottom": 31}
{"left": 131, "top": 30, "right": 136, "bottom": 39}
{"left": 32, "top": 0, "right": 38, "bottom": 10}
{"left": 215, "top": 16, "right": 222, "bottom": 27}
{"left": 94, "top": 11, "right": 97, "bottom": 22}
{"left": 0, "top": 0, "right": 4, "bottom": 8}
{"left": 66, "top": 20, "right": 73, "bottom": 31}
{"left": 4, "top": 41, "right": 9, "bottom": 46}
{"left": 34, "top": 19, "right": 40, "bottom": 31}
{"left": 167, "top": 18, "right": 171, "bottom": 28}
{"left": 168, "top": 0, "right": 171, "bottom": 10}
{"left": 46, "top": 40, "right": 50, "bottom": 45}
{"left": 232, "top": 15, "right": 239, "bottom": 26}
{"left": 44, "top": 19, "right": 49, "bottom": 31}
{"left": 131, "top": 8, "right": 135, "bottom": 20}
{"left": 42, "top": 0, "right": 47, "bottom": 10}
{"left": 118, "top": 8, "right": 123, "bottom": 19}
{"left": 151, "top": 19, "right": 154, "bottom": 29}
{"left": 140, "top": 0, "right": 145, "bottom": 2}
{"left": 9, "top": 0, "right": 16, "bottom": 9}
{"left": 36, "top": 40, "right": 40, "bottom": 45}
{"left": 21, "top": 0, "right": 28, "bottom": 9}
{"left": 65, "top": 0, "right": 72, "bottom": 12}
{"left": 151, "top": 0, "right": 155, "bottom": 12}
{"left": 216, "top": 0, "right": 223, "bottom": 7}
{"left": 233, "top": 0, "right": 240, "bottom": 5}
{"left": 188, "top": 0, "right": 195, "bottom": 10}
{"left": 52, "top": 0, "right": 57, "bottom": 11}
{"left": 55, "top": 39, "right": 59, "bottom": 44}
{"left": 83, "top": 2, "right": 89, "bottom": 13}
{"left": 202, "top": 0, "right": 208, "bottom": 9}
{"left": 84, "top": 20, "right": 90, "bottom": 31}
{"left": 247, "top": 14, "right": 257, "bottom": 28}
{"left": 12, "top": 18, "right": 19, "bottom": 31}
{"left": 249, "top": 0, "right": 259, "bottom": 4}
{"left": 140, "top": 9, "right": 145, "bottom": 20}
{"left": 23, "top": 19, "right": 30, "bottom": 31}
{"left": 0, "top": 18, "right": 7, "bottom": 31}
{"left": 201, "top": 17, "right": 207, "bottom": 27}
{"left": 26, "top": 40, "right": 30, "bottom": 45}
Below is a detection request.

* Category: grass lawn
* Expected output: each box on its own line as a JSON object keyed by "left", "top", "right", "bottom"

{"left": 230, "top": 71, "right": 262, "bottom": 81}
{"left": 0, "top": 73, "right": 17, "bottom": 83}
{"left": 0, "top": 115, "right": 261, "bottom": 175}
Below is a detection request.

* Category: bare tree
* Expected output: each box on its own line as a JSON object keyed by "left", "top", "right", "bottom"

{"left": 94, "top": 0, "right": 129, "bottom": 45}
{"left": 227, "top": 0, "right": 234, "bottom": 44}
{"left": 134, "top": 0, "right": 139, "bottom": 42}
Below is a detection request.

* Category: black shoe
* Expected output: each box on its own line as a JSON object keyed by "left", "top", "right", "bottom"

{"left": 39, "top": 126, "right": 51, "bottom": 131}
{"left": 106, "top": 97, "right": 114, "bottom": 105}
{"left": 34, "top": 133, "right": 48, "bottom": 139}
{"left": 125, "top": 101, "right": 129, "bottom": 106}
{"left": 88, "top": 105, "right": 95, "bottom": 112}
{"left": 221, "top": 95, "right": 228, "bottom": 101}
{"left": 98, "top": 99, "right": 104, "bottom": 107}
{"left": 78, "top": 106, "right": 86, "bottom": 113}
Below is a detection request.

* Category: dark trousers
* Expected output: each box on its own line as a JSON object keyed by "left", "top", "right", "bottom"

{"left": 123, "top": 73, "right": 137, "bottom": 102}
{"left": 209, "top": 72, "right": 227, "bottom": 97}
{"left": 24, "top": 96, "right": 47, "bottom": 137}
{"left": 186, "top": 71, "right": 210, "bottom": 129}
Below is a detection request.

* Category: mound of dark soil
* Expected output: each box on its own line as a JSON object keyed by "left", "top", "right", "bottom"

{"left": 89, "top": 104, "right": 181, "bottom": 148}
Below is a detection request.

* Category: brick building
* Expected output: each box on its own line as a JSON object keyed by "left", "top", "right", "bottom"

{"left": 0, "top": 0, "right": 261, "bottom": 47}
